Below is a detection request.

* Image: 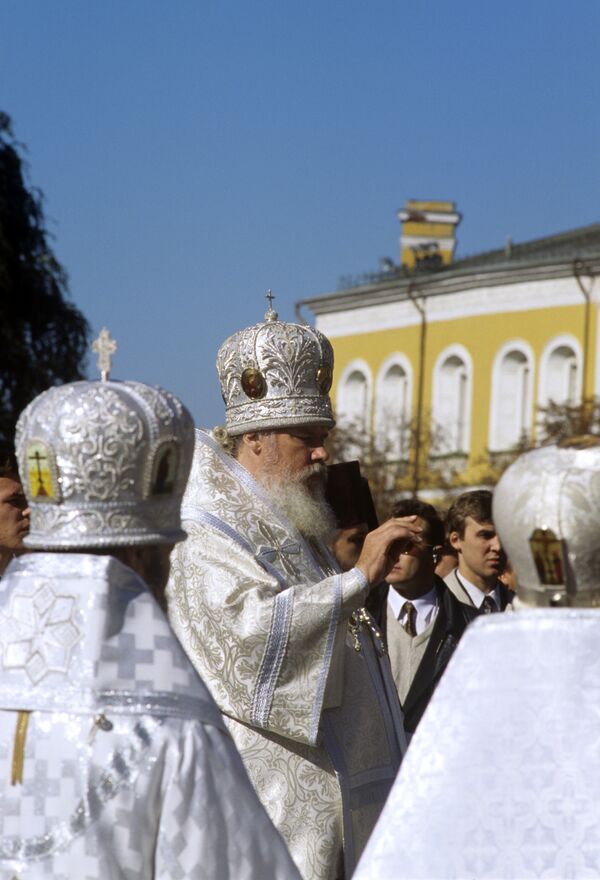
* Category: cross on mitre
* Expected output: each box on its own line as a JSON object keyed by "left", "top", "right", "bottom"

{"left": 28, "top": 447, "right": 48, "bottom": 496}
{"left": 264, "top": 289, "right": 278, "bottom": 322}
{"left": 91, "top": 328, "right": 117, "bottom": 382}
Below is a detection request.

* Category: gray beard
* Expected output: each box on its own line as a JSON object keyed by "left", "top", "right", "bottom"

{"left": 263, "top": 467, "right": 337, "bottom": 544}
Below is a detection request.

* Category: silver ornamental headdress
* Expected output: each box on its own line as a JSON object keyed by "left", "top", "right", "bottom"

{"left": 15, "top": 329, "right": 195, "bottom": 549}
{"left": 493, "top": 437, "right": 600, "bottom": 607}
{"left": 216, "top": 291, "right": 335, "bottom": 436}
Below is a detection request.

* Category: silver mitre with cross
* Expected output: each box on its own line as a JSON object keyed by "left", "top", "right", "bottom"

{"left": 15, "top": 329, "right": 195, "bottom": 549}
{"left": 216, "top": 291, "right": 335, "bottom": 436}
{"left": 493, "top": 437, "right": 600, "bottom": 607}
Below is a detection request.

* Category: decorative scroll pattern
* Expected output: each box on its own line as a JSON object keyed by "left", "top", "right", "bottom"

{"left": 15, "top": 381, "right": 194, "bottom": 548}
{"left": 216, "top": 316, "right": 334, "bottom": 434}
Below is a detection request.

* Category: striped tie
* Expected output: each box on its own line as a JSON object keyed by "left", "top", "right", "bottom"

{"left": 401, "top": 601, "right": 417, "bottom": 636}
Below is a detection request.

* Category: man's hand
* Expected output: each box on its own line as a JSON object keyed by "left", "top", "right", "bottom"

{"left": 355, "top": 516, "right": 423, "bottom": 588}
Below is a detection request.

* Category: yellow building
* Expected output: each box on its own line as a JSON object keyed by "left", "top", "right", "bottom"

{"left": 297, "top": 207, "right": 600, "bottom": 490}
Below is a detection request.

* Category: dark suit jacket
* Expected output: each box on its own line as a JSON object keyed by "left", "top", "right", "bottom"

{"left": 383, "top": 575, "right": 478, "bottom": 735}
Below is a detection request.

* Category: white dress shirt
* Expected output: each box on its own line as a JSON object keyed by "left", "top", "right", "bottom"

{"left": 388, "top": 584, "right": 439, "bottom": 636}
{"left": 455, "top": 571, "right": 501, "bottom": 610}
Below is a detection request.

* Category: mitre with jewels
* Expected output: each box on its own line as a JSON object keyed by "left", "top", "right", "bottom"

{"left": 216, "top": 293, "right": 335, "bottom": 436}
{"left": 493, "top": 437, "right": 600, "bottom": 607}
{"left": 15, "top": 329, "right": 195, "bottom": 549}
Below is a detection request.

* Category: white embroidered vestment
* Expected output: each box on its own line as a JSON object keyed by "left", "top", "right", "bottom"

{"left": 168, "top": 430, "right": 406, "bottom": 879}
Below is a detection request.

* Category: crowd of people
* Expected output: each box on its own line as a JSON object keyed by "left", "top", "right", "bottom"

{"left": 0, "top": 300, "right": 596, "bottom": 879}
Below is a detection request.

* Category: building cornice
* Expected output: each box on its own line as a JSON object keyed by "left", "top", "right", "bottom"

{"left": 297, "top": 256, "right": 600, "bottom": 319}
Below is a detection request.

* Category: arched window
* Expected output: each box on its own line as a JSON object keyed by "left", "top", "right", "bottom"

{"left": 336, "top": 359, "right": 372, "bottom": 435}
{"left": 489, "top": 341, "right": 534, "bottom": 451}
{"left": 375, "top": 355, "right": 413, "bottom": 461}
{"left": 538, "top": 336, "right": 581, "bottom": 407}
{"left": 432, "top": 345, "right": 472, "bottom": 454}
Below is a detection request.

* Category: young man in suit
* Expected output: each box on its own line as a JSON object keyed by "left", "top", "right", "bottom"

{"left": 445, "top": 489, "right": 514, "bottom": 612}
{"left": 385, "top": 498, "right": 477, "bottom": 737}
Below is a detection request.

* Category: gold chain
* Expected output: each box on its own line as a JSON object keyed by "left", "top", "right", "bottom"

{"left": 348, "top": 607, "right": 387, "bottom": 655}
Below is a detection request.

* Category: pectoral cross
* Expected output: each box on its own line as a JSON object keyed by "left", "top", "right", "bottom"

{"left": 91, "top": 328, "right": 117, "bottom": 382}
{"left": 256, "top": 523, "right": 301, "bottom": 578}
{"left": 264, "top": 289, "right": 278, "bottom": 322}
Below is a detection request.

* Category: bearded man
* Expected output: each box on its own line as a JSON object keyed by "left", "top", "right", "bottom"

{"left": 167, "top": 300, "right": 420, "bottom": 880}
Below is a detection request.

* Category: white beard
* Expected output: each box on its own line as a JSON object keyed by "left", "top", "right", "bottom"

{"left": 262, "top": 463, "right": 337, "bottom": 544}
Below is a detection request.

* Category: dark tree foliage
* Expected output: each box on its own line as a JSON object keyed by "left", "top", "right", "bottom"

{"left": 0, "top": 112, "right": 89, "bottom": 457}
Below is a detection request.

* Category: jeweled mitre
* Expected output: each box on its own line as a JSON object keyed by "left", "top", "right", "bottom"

{"left": 16, "top": 380, "right": 195, "bottom": 549}
{"left": 493, "top": 439, "right": 600, "bottom": 607}
{"left": 216, "top": 307, "right": 335, "bottom": 435}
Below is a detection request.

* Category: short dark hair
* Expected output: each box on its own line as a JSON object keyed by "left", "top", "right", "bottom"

{"left": 439, "top": 541, "right": 458, "bottom": 559}
{"left": 0, "top": 456, "right": 19, "bottom": 481}
{"left": 446, "top": 490, "right": 493, "bottom": 539}
{"left": 391, "top": 498, "right": 444, "bottom": 547}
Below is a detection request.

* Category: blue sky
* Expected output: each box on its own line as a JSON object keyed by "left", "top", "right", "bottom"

{"left": 2, "top": 0, "right": 599, "bottom": 427}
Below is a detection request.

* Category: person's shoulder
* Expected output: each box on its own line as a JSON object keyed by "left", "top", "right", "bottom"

{"left": 435, "top": 575, "right": 478, "bottom": 625}
{"left": 442, "top": 566, "right": 459, "bottom": 588}
{"left": 436, "top": 572, "right": 458, "bottom": 599}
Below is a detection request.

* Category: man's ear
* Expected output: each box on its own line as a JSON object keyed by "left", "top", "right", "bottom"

{"left": 448, "top": 531, "right": 461, "bottom": 552}
{"left": 236, "top": 432, "right": 267, "bottom": 477}
{"left": 241, "top": 432, "right": 262, "bottom": 456}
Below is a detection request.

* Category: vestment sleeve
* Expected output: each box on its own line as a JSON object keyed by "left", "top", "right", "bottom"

{"left": 155, "top": 719, "right": 300, "bottom": 879}
{"left": 167, "top": 521, "right": 367, "bottom": 746}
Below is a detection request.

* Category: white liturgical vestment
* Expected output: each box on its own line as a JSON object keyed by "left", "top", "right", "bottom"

{"left": 0, "top": 553, "right": 298, "bottom": 880}
{"left": 355, "top": 609, "right": 600, "bottom": 880}
{"left": 168, "top": 430, "right": 406, "bottom": 880}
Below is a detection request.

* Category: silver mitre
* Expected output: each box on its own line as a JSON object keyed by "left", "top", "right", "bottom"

{"left": 493, "top": 437, "right": 600, "bottom": 607}
{"left": 16, "top": 369, "right": 195, "bottom": 549}
{"left": 216, "top": 293, "right": 335, "bottom": 436}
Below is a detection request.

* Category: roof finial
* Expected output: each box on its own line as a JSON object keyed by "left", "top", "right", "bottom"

{"left": 264, "top": 289, "right": 278, "bottom": 322}
{"left": 91, "top": 327, "right": 118, "bottom": 382}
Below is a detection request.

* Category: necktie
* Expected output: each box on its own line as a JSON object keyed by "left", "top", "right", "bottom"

{"left": 401, "top": 601, "right": 417, "bottom": 636}
{"left": 481, "top": 595, "right": 497, "bottom": 614}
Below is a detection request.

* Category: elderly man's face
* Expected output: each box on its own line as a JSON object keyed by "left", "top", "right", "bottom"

{"left": 0, "top": 476, "right": 29, "bottom": 555}
{"left": 262, "top": 428, "right": 329, "bottom": 488}
{"left": 257, "top": 428, "right": 335, "bottom": 542}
